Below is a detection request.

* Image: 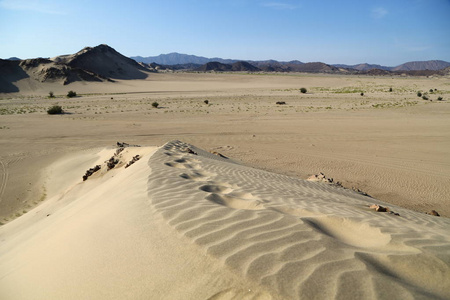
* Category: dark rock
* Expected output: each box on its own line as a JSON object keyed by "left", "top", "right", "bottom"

{"left": 426, "top": 210, "right": 440, "bottom": 217}
{"left": 187, "top": 148, "right": 197, "bottom": 155}
{"left": 107, "top": 157, "right": 119, "bottom": 170}
{"left": 82, "top": 164, "right": 101, "bottom": 181}
{"left": 210, "top": 151, "right": 228, "bottom": 159}
{"left": 125, "top": 155, "right": 141, "bottom": 168}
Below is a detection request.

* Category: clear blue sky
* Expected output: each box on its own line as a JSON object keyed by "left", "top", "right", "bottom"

{"left": 1, "top": 0, "right": 449, "bottom": 66}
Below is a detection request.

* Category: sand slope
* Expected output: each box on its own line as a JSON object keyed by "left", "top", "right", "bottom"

{"left": 150, "top": 141, "right": 450, "bottom": 299}
{"left": 0, "top": 141, "right": 449, "bottom": 299}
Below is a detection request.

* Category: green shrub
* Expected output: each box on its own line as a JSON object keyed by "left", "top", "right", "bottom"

{"left": 429, "top": 89, "right": 434, "bottom": 93}
{"left": 67, "top": 90, "right": 77, "bottom": 98}
{"left": 48, "top": 91, "right": 55, "bottom": 98}
{"left": 47, "top": 105, "right": 63, "bottom": 114}
{"left": 422, "top": 95, "right": 429, "bottom": 100}
{"left": 437, "top": 96, "right": 443, "bottom": 101}
{"left": 417, "top": 91, "right": 422, "bottom": 97}
{"left": 152, "top": 102, "right": 159, "bottom": 108}
{"left": 360, "top": 92, "right": 364, "bottom": 96}
{"left": 204, "top": 100, "right": 209, "bottom": 104}
{"left": 389, "top": 87, "right": 392, "bottom": 92}
{"left": 300, "top": 87, "right": 307, "bottom": 94}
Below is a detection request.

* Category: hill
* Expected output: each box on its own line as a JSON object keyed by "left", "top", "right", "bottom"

{"left": 53, "top": 44, "right": 149, "bottom": 80}
{"left": 194, "top": 62, "right": 233, "bottom": 72}
{"left": 231, "top": 61, "right": 261, "bottom": 72}
{"left": 193, "top": 61, "right": 341, "bottom": 73}
{"left": 194, "top": 61, "right": 262, "bottom": 72}
{"left": 0, "top": 57, "right": 108, "bottom": 92}
{"left": 333, "top": 63, "right": 391, "bottom": 71}
{"left": 0, "top": 44, "right": 153, "bottom": 93}
{"left": 392, "top": 60, "right": 450, "bottom": 71}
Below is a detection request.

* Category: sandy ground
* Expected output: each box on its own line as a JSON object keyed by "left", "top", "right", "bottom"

{"left": 0, "top": 141, "right": 448, "bottom": 299}
{"left": 1, "top": 73, "right": 449, "bottom": 221}
{"left": 0, "top": 72, "right": 450, "bottom": 299}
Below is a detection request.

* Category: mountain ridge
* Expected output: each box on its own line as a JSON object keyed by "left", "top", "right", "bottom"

{"left": 131, "top": 53, "right": 450, "bottom": 71}
{"left": 2, "top": 44, "right": 450, "bottom": 93}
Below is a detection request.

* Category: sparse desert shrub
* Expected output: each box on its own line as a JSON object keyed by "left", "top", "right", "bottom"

{"left": 422, "top": 95, "right": 429, "bottom": 100}
{"left": 48, "top": 91, "right": 55, "bottom": 98}
{"left": 276, "top": 101, "right": 286, "bottom": 105}
{"left": 417, "top": 91, "right": 422, "bottom": 97}
{"left": 204, "top": 100, "right": 209, "bottom": 104}
{"left": 67, "top": 90, "right": 77, "bottom": 98}
{"left": 437, "top": 96, "right": 443, "bottom": 101}
{"left": 300, "top": 87, "right": 307, "bottom": 94}
{"left": 429, "top": 89, "right": 434, "bottom": 93}
{"left": 360, "top": 92, "right": 364, "bottom": 96}
{"left": 152, "top": 102, "right": 159, "bottom": 108}
{"left": 389, "top": 87, "right": 392, "bottom": 92}
{"left": 47, "top": 105, "right": 63, "bottom": 115}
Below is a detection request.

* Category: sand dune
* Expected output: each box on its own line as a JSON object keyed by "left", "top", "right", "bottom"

{"left": 1, "top": 141, "right": 449, "bottom": 299}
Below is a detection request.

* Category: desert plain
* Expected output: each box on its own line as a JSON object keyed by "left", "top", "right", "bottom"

{"left": 0, "top": 72, "right": 449, "bottom": 299}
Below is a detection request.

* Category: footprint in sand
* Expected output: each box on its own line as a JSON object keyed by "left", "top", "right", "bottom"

{"left": 164, "top": 162, "right": 201, "bottom": 169}
{"left": 179, "top": 170, "right": 215, "bottom": 181}
{"left": 200, "top": 183, "right": 267, "bottom": 211}
{"left": 166, "top": 153, "right": 267, "bottom": 211}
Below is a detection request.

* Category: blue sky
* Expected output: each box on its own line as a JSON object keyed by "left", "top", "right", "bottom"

{"left": 1, "top": 0, "right": 449, "bottom": 66}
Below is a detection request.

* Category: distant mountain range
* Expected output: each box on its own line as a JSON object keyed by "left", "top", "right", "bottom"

{"left": 131, "top": 53, "right": 450, "bottom": 72}
{"left": 2, "top": 44, "right": 450, "bottom": 93}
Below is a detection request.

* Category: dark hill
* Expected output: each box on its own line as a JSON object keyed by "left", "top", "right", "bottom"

{"left": 195, "top": 62, "right": 233, "bottom": 72}
{"left": 295, "top": 62, "right": 339, "bottom": 73}
{"left": 0, "top": 60, "right": 29, "bottom": 92}
{"left": 231, "top": 61, "right": 260, "bottom": 72}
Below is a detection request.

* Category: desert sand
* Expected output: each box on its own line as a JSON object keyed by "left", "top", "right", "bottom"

{"left": 0, "top": 72, "right": 450, "bottom": 299}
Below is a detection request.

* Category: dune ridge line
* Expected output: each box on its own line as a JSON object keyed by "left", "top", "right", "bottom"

{"left": 148, "top": 140, "right": 450, "bottom": 299}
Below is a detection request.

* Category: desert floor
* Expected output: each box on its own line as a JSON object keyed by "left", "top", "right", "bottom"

{"left": 1, "top": 72, "right": 449, "bottom": 222}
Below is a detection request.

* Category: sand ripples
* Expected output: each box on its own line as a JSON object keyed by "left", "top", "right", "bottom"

{"left": 148, "top": 140, "right": 450, "bottom": 299}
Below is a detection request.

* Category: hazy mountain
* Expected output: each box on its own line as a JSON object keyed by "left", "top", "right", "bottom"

{"left": 334, "top": 60, "right": 450, "bottom": 71}
{"left": 6, "top": 57, "right": 21, "bottom": 61}
{"left": 333, "top": 63, "right": 391, "bottom": 71}
{"left": 131, "top": 53, "right": 306, "bottom": 68}
{"left": 132, "top": 53, "right": 237, "bottom": 65}
{"left": 392, "top": 60, "right": 450, "bottom": 71}
{"left": 133, "top": 52, "right": 449, "bottom": 72}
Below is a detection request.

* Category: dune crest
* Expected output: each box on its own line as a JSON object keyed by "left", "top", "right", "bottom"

{"left": 0, "top": 140, "right": 449, "bottom": 299}
{"left": 149, "top": 140, "right": 450, "bottom": 299}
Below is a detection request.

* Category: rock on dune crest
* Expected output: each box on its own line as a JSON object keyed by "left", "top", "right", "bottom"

{"left": 0, "top": 140, "right": 449, "bottom": 299}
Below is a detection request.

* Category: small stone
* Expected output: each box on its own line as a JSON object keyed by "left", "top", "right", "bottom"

{"left": 426, "top": 210, "right": 440, "bottom": 217}
{"left": 369, "top": 204, "right": 387, "bottom": 212}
